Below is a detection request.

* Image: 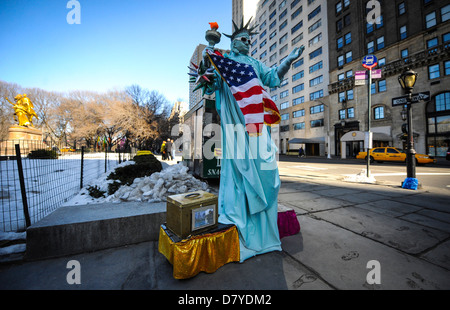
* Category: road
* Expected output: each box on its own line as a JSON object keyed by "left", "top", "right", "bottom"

{"left": 278, "top": 155, "right": 450, "bottom": 194}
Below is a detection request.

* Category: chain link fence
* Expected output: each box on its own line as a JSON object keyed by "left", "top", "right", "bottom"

{"left": 0, "top": 140, "right": 135, "bottom": 232}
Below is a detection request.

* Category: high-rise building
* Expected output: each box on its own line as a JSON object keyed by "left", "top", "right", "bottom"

{"left": 327, "top": 0, "right": 450, "bottom": 158}
{"left": 235, "top": 0, "right": 331, "bottom": 156}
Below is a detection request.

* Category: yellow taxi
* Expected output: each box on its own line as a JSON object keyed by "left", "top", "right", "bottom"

{"left": 356, "top": 147, "right": 436, "bottom": 165}
{"left": 61, "top": 146, "right": 76, "bottom": 152}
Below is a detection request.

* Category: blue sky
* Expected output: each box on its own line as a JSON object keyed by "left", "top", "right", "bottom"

{"left": 0, "top": 0, "right": 232, "bottom": 103}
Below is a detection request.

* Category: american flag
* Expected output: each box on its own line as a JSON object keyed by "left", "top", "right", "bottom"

{"left": 207, "top": 50, "right": 280, "bottom": 135}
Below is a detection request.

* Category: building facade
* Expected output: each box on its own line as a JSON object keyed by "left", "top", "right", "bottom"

{"left": 327, "top": 0, "right": 450, "bottom": 158}
{"left": 233, "top": 0, "right": 331, "bottom": 156}
{"left": 232, "top": 0, "right": 450, "bottom": 158}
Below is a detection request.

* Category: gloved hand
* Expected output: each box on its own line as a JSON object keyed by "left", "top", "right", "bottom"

{"left": 277, "top": 45, "right": 305, "bottom": 80}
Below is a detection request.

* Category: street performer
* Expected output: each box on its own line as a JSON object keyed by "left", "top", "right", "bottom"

{"left": 194, "top": 19, "right": 304, "bottom": 262}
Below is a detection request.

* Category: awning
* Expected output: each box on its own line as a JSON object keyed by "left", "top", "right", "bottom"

{"left": 288, "top": 137, "right": 325, "bottom": 144}
{"left": 341, "top": 131, "right": 393, "bottom": 142}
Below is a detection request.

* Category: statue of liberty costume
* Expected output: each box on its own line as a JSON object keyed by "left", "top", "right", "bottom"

{"left": 194, "top": 20, "right": 304, "bottom": 262}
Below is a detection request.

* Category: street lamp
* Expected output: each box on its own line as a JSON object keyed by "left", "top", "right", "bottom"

{"left": 398, "top": 68, "right": 418, "bottom": 183}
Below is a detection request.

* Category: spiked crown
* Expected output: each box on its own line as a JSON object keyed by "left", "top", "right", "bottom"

{"left": 223, "top": 18, "right": 259, "bottom": 40}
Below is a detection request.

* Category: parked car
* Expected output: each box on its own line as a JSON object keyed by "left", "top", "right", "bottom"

{"left": 356, "top": 147, "right": 436, "bottom": 165}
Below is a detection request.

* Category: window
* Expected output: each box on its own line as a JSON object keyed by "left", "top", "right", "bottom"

{"left": 398, "top": 2, "right": 406, "bottom": 15}
{"left": 347, "top": 108, "right": 355, "bottom": 118}
{"left": 344, "top": 14, "right": 351, "bottom": 26}
{"left": 400, "top": 25, "right": 407, "bottom": 40}
{"left": 310, "top": 119, "right": 324, "bottom": 128}
{"left": 291, "top": 21, "right": 303, "bottom": 34}
{"left": 280, "top": 44, "right": 288, "bottom": 55}
{"left": 309, "top": 75, "right": 323, "bottom": 87}
{"left": 308, "top": 6, "right": 321, "bottom": 20}
{"left": 344, "top": 0, "right": 350, "bottom": 8}
{"left": 281, "top": 113, "right": 289, "bottom": 121}
{"left": 293, "top": 109, "right": 305, "bottom": 118}
{"left": 294, "top": 122, "right": 305, "bottom": 130}
{"left": 338, "top": 73, "right": 345, "bottom": 81}
{"left": 280, "top": 90, "right": 289, "bottom": 98}
{"left": 378, "top": 58, "right": 386, "bottom": 67}
{"left": 291, "top": 7, "right": 302, "bottom": 19}
{"left": 426, "top": 12, "right": 436, "bottom": 28}
{"left": 378, "top": 79, "right": 386, "bottom": 92}
{"left": 345, "top": 32, "right": 352, "bottom": 45}
{"left": 270, "top": 30, "right": 277, "bottom": 39}
{"left": 445, "top": 60, "right": 450, "bottom": 76}
{"left": 338, "top": 55, "right": 344, "bottom": 67}
{"left": 280, "top": 101, "right": 289, "bottom": 109}
{"left": 336, "top": 2, "right": 342, "bottom": 14}
{"left": 291, "top": 0, "right": 300, "bottom": 9}
{"left": 442, "top": 4, "right": 450, "bottom": 22}
{"left": 292, "top": 84, "right": 304, "bottom": 93}
{"left": 427, "top": 38, "right": 439, "bottom": 54}
{"left": 293, "top": 58, "right": 303, "bottom": 68}
{"left": 310, "top": 90, "right": 323, "bottom": 101}
{"left": 292, "top": 33, "right": 303, "bottom": 45}
{"left": 367, "top": 41, "right": 374, "bottom": 54}
{"left": 279, "top": 9, "right": 287, "bottom": 20}
{"left": 339, "top": 91, "right": 346, "bottom": 103}
{"left": 377, "top": 36, "right": 385, "bottom": 50}
{"left": 339, "top": 109, "right": 346, "bottom": 120}
{"left": 310, "top": 104, "right": 324, "bottom": 114}
{"left": 346, "top": 70, "right": 353, "bottom": 78}
{"left": 309, "top": 33, "right": 322, "bottom": 46}
{"left": 270, "top": 53, "right": 277, "bottom": 62}
{"left": 371, "top": 82, "right": 376, "bottom": 94}
{"left": 270, "top": 42, "right": 277, "bottom": 52}
{"left": 336, "top": 19, "right": 343, "bottom": 32}
{"left": 292, "top": 70, "right": 304, "bottom": 81}
{"left": 401, "top": 49, "right": 408, "bottom": 59}
{"left": 345, "top": 51, "right": 352, "bottom": 63}
{"left": 279, "top": 20, "right": 287, "bottom": 31}
{"left": 260, "top": 30, "right": 267, "bottom": 39}
{"left": 309, "top": 47, "right": 322, "bottom": 59}
{"left": 309, "top": 61, "right": 323, "bottom": 73}
{"left": 260, "top": 39, "right": 267, "bottom": 48}
{"left": 279, "top": 34, "right": 287, "bottom": 45}
{"left": 309, "top": 19, "right": 321, "bottom": 33}
{"left": 428, "top": 64, "right": 440, "bottom": 79}
{"left": 367, "top": 22, "right": 374, "bottom": 34}
{"left": 337, "top": 37, "right": 344, "bottom": 49}
{"left": 347, "top": 89, "right": 354, "bottom": 100}
{"left": 374, "top": 106, "right": 385, "bottom": 120}
{"left": 436, "top": 92, "right": 450, "bottom": 111}
{"left": 269, "top": 20, "right": 277, "bottom": 30}
{"left": 293, "top": 97, "right": 304, "bottom": 105}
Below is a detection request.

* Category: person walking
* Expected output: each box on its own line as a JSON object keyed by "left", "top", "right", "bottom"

{"left": 166, "top": 139, "right": 173, "bottom": 161}
{"left": 160, "top": 141, "right": 167, "bottom": 160}
{"left": 298, "top": 147, "right": 305, "bottom": 158}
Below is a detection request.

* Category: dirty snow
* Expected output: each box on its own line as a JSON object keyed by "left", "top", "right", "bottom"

{"left": 343, "top": 169, "right": 376, "bottom": 184}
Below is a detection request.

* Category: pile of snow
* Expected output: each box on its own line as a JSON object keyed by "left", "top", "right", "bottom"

{"left": 0, "top": 231, "right": 26, "bottom": 256}
{"left": 343, "top": 169, "right": 376, "bottom": 184}
{"left": 64, "top": 163, "right": 216, "bottom": 206}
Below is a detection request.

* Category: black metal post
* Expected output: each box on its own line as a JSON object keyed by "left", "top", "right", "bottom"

{"left": 80, "top": 146, "right": 85, "bottom": 189}
{"left": 15, "top": 144, "right": 31, "bottom": 228}
{"left": 406, "top": 100, "right": 416, "bottom": 178}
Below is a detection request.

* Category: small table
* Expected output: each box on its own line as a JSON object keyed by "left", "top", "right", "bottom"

{"left": 158, "top": 223, "right": 240, "bottom": 279}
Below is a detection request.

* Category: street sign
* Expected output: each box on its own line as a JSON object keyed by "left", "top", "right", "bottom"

{"left": 355, "top": 70, "right": 381, "bottom": 80}
{"left": 392, "top": 91, "right": 431, "bottom": 107}
{"left": 362, "top": 55, "right": 378, "bottom": 70}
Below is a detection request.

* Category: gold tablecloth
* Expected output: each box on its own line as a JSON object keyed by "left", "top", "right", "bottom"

{"left": 158, "top": 224, "right": 240, "bottom": 279}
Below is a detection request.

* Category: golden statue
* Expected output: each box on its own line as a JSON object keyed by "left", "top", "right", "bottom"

{"left": 5, "top": 94, "right": 38, "bottom": 127}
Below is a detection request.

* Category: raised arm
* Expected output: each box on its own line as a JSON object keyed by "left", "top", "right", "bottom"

{"left": 277, "top": 46, "right": 305, "bottom": 80}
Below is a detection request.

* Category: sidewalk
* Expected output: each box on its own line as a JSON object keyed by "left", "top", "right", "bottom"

{"left": 0, "top": 170, "right": 449, "bottom": 290}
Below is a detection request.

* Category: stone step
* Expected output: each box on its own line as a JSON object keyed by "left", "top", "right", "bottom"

{"left": 25, "top": 202, "right": 166, "bottom": 261}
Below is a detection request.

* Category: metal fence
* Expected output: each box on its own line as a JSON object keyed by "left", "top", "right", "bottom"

{"left": 0, "top": 140, "right": 135, "bottom": 232}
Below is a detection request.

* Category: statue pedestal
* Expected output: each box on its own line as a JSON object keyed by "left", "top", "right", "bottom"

{"left": 0, "top": 126, "right": 43, "bottom": 157}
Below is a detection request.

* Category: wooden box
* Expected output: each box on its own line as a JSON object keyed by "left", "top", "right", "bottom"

{"left": 166, "top": 190, "right": 218, "bottom": 239}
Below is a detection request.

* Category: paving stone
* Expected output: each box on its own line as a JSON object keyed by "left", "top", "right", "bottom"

{"left": 282, "top": 215, "right": 450, "bottom": 289}
{"left": 312, "top": 206, "right": 449, "bottom": 254}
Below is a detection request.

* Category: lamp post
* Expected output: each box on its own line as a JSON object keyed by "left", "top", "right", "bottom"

{"left": 398, "top": 68, "right": 418, "bottom": 180}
